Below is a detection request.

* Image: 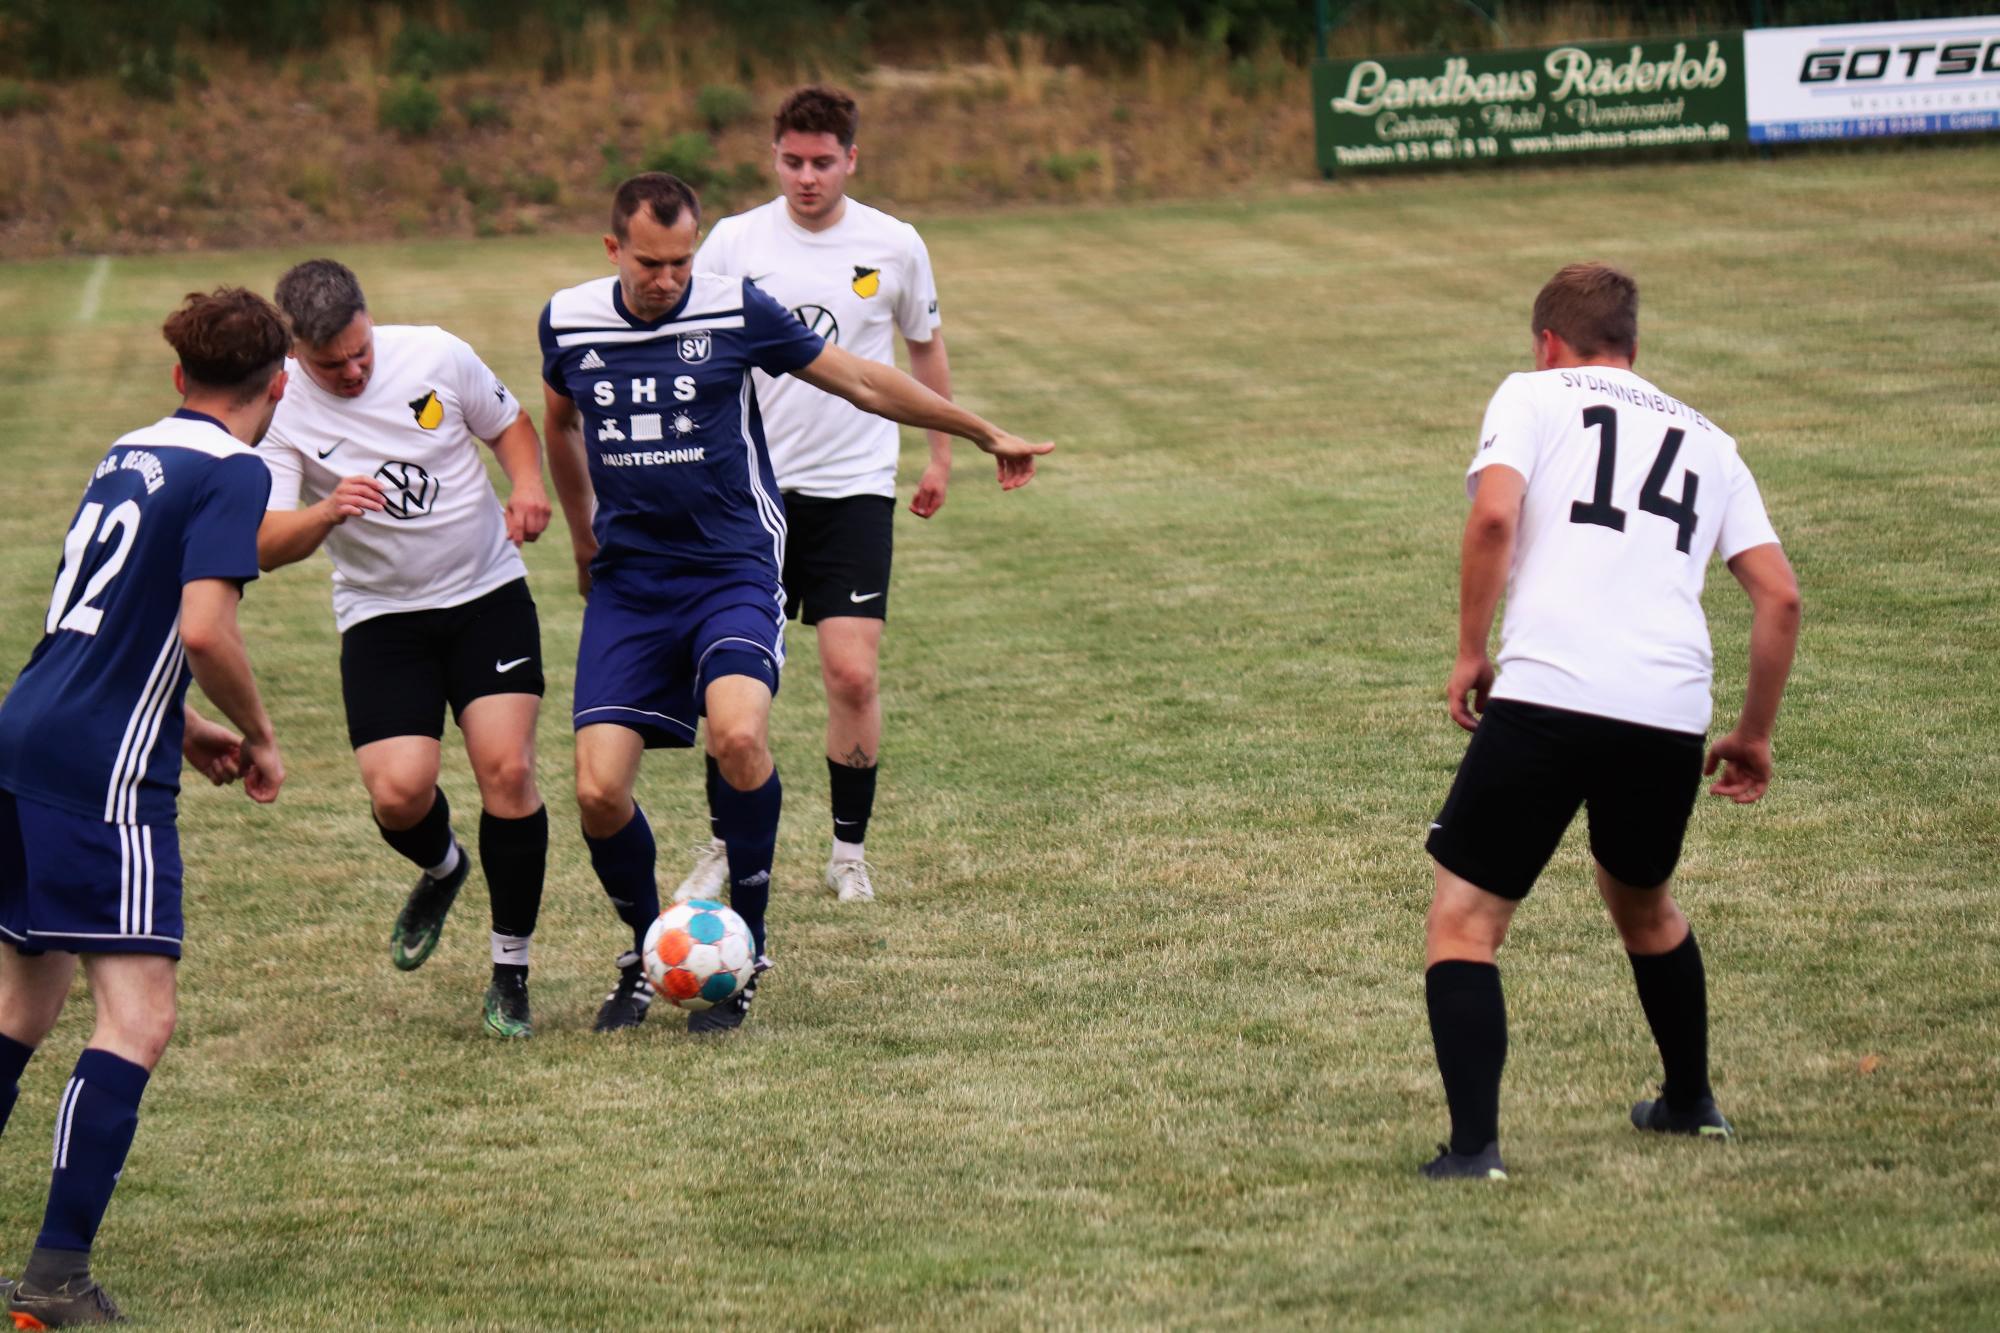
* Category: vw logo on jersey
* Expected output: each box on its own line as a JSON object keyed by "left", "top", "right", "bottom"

{"left": 375, "top": 460, "right": 439, "bottom": 520}
{"left": 793, "top": 304, "right": 840, "bottom": 344}
{"left": 677, "top": 332, "right": 712, "bottom": 364}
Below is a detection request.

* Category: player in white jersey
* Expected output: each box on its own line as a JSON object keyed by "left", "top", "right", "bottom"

{"left": 257, "top": 260, "right": 554, "bottom": 1039}
{"left": 0, "top": 289, "right": 286, "bottom": 1325}
{"left": 681, "top": 86, "right": 1024, "bottom": 906}
{"left": 1418, "top": 263, "right": 1801, "bottom": 1181}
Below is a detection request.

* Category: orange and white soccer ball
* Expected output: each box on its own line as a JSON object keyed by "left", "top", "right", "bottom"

{"left": 642, "top": 900, "right": 756, "bottom": 1012}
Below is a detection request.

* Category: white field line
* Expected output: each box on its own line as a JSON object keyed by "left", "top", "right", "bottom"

{"left": 77, "top": 256, "right": 110, "bottom": 324}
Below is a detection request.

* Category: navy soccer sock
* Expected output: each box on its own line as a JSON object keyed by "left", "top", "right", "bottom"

{"left": 584, "top": 805, "right": 660, "bottom": 957}
{"left": 712, "top": 767, "right": 781, "bottom": 956}
{"left": 34, "top": 1048, "right": 149, "bottom": 1261}
{"left": 704, "top": 754, "right": 724, "bottom": 843}
{"left": 1426, "top": 960, "right": 1507, "bottom": 1157}
{"left": 1628, "top": 930, "right": 1712, "bottom": 1112}
{"left": 826, "top": 756, "right": 877, "bottom": 850}
{"left": 377, "top": 785, "right": 457, "bottom": 876}
{"left": 0, "top": 1031, "right": 35, "bottom": 1136}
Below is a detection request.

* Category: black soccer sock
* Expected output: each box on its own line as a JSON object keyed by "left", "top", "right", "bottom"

{"left": 1628, "top": 929, "right": 1711, "bottom": 1112}
{"left": 584, "top": 804, "right": 660, "bottom": 957}
{"left": 35, "top": 1048, "right": 148, "bottom": 1259}
{"left": 480, "top": 806, "right": 547, "bottom": 972}
{"left": 376, "top": 786, "right": 456, "bottom": 876}
{"left": 0, "top": 1031, "right": 34, "bottom": 1136}
{"left": 1426, "top": 960, "right": 1508, "bottom": 1156}
{"left": 705, "top": 754, "right": 724, "bottom": 843}
{"left": 826, "top": 756, "right": 878, "bottom": 849}
{"left": 712, "top": 767, "right": 781, "bottom": 956}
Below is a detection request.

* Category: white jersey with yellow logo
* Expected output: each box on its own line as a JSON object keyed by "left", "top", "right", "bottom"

{"left": 1469, "top": 365, "right": 1780, "bottom": 735}
{"left": 260, "top": 323, "right": 527, "bottom": 631}
{"left": 695, "top": 197, "right": 941, "bottom": 499}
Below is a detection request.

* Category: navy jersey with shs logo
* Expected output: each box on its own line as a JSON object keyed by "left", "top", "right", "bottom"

{"left": 0, "top": 411, "right": 269, "bottom": 825}
{"left": 538, "top": 274, "right": 825, "bottom": 578}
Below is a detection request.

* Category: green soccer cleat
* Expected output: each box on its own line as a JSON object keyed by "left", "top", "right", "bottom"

{"left": 7, "top": 1275, "right": 124, "bottom": 1327}
{"left": 1419, "top": 1141, "right": 1509, "bottom": 1181}
{"left": 1631, "top": 1095, "right": 1735, "bottom": 1138}
{"left": 481, "top": 970, "right": 533, "bottom": 1039}
{"left": 390, "top": 842, "right": 469, "bottom": 972}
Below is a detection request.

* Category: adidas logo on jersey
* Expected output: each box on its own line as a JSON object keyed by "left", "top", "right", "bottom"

{"left": 578, "top": 349, "right": 606, "bottom": 371}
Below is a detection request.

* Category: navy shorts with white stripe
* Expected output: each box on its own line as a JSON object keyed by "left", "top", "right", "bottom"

{"left": 0, "top": 790, "right": 184, "bottom": 958}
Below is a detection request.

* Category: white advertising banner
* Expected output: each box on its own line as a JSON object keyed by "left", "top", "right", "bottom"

{"left": 1744, "top": 15, "right": 2000, "bottom": 142}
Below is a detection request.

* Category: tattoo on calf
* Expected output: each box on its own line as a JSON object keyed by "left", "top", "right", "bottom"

{"left": 840, "top": 744, "right": 875, "bottom": 769}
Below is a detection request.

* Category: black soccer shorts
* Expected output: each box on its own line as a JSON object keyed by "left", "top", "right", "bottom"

{"left": 1424, "top": 699, "right": 1705, "bottom": 900}
{"left": 339, "top": 579, "right": 545, "bottom": 749}
{"left": 780, "top": 493, "right": 894, "bottom": 625}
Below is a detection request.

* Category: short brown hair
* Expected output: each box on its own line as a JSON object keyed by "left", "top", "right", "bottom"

{"left": 161, "top": 288, "right": 289, "bottom": 403}
{"left": 611, "top": 172, "right": 700, "bottom": 240}
{"left": 1531, "top": 262, "right": 1639, "bottom": 360}
{"left": 773, "top": 85, "right": 857, "bottom": 147}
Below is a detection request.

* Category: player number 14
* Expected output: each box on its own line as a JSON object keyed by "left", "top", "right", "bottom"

{"left": 1569, "top": 405, "right": 1700, "bottom": 553}
{"left": 45, "top": 500, "right": 142, "bottom": 636}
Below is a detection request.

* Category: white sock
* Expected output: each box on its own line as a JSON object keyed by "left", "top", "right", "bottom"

{"left": 831, "top": 837, "right": 865, "bottom": 864}
{"left": 491, "top": 931, "right": 531, "bottom": 967}
{"left": 425, "top": 841, "right": 461, "bottom": 881}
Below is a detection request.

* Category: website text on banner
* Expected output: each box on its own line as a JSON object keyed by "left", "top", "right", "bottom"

{"left": 1744, "top": 15, "right": 2000, "bottom": 144}
{"left": 1313, "top": 34, "right": 1746, "bottom": 174}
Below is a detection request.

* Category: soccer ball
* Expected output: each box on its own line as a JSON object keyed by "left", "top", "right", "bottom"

{"left": 642, "top": 900, "right": 756, "bottom": 1012}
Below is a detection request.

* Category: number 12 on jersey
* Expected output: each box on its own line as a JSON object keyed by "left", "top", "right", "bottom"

{"left": 1569, "top": 405, "right": 1700, "bottom": 553}
{"left": 46, "top": 500, "right": 142, "bottom": 636}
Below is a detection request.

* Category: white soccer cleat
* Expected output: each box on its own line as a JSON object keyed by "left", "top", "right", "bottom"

{"left": 672, "top": 838, "right": 730, "bottom": 904}
{"left": 825, "top": 855, "right": 875, "bottom": 904}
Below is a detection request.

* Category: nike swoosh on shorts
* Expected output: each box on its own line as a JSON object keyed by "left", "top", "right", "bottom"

{"left": 496, "top": 657, "right": 532, "bottom": 672}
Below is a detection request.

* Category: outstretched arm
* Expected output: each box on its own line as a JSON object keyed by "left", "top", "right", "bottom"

{"left": 181, "top": 579, "right": 282, "bottom": 803}
{"left": 1447, "top": 465, "right": 1524, "bottom": 732}
{"left": 791, "top": 343, "right": 1052, "bottom": 491}
{"left": 904, "top": 333, "right": 955, "bottom": 517}
{"left": 485, "top": 412, "right": 552, "bottom": 546}
{"left": 542, "top": 384, "right": 597, "bottom": 597}
{"left": 1706, "top": 543, "right": 1801, "bottom": 803}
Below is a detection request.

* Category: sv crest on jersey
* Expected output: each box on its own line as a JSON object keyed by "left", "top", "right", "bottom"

{"left": 677, "top": 332, "right": 712, "bottom": 364}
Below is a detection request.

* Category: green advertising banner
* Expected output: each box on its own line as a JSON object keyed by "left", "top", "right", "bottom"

{"left": 1314, "top": 33, "right": 1748, "bottom": 173}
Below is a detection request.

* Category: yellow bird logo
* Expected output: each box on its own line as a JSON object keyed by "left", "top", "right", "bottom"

{"left": 408, "top": 389, "right": 444, "bottom": 430}
{"left": 851, "top": 266, "right": 880, "bottom": 299}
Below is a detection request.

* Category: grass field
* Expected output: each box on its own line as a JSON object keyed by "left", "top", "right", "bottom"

{"left": 0, "top": 145, "right": 1997, "bottom": 1329}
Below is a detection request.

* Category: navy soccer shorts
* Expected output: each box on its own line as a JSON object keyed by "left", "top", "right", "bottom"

{"left": 571, "top": 568, "right": 785, "bottom": 749}
{"left": 1425, "top": 699, "right": 1705, "bottom": 900}
{"left": 0, "top": 789, "right": 184, "bottom": 958}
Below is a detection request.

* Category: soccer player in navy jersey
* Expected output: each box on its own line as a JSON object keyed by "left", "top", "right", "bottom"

{"left": 541, "top": 173, "right": 1051, "bottom": 1033}
{"left": 0, "top": 288, "right": 289, "bottom": 1324}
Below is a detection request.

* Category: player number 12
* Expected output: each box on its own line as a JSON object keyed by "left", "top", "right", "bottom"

{"left": 45, "top": 500, "right": 142, "bottom": 637}
{"left": 1569, "top": 405, "right": 1700, "bottom": 553}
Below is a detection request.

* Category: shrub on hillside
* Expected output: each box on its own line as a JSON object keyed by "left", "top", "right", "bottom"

{"left": 696, "top": 84, "right": 755, "bottom": 131}
{"left": 644, "top": 132, "right": 717, "bottom": 188}
{"left": 378, "top": 79, "right": 443, "bottom": 138}
{"left": 389, "top": 23, "right": 488, "bottom": 80}
{"left": 461, "top": 94, "right": 510, "bottom": 129}
{"left": 0, "top": 80, "right": 50, "bottom": 117}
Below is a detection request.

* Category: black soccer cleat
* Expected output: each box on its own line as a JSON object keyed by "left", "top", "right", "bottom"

{"left": 481, "top": 969, "right": 533, "bottom": 1039}
{"left": 592, "top": 951, "right": 654, "bottom": 1033}
{"left": 391, "top": 842, "right": 470, "bottom": 972}
{"left": 687, "top": 955, "right": 772, "bottom": 1035}
{"left": 1631, "top": 1094, "right": 1735, "bottom": 1139}
{"left": 1419, "top": 1141, "right": 1509, "bottom": 1181}
{"left": 8, "top": 1274, "right": 125, "bottom": 1326}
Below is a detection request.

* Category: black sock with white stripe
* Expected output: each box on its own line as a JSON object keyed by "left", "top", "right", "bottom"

{"left": 480, "top": 806, "right": 546, "bottom": 976}
{"left": 34, "top": 1048, "right": 149, "bottom": 1263}
{"left": 377, "top": 786, "right": 458, "bottom": 879}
